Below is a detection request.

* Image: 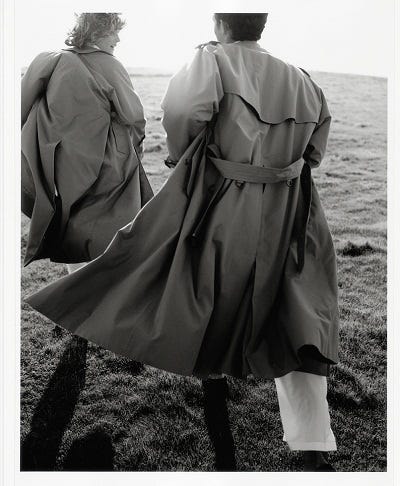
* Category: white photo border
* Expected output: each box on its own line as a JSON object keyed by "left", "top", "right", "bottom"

{"left": 1, "top": 1, "right": 399, "bottom": 485}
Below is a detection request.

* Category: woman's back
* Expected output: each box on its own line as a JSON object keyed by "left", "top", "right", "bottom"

{"left": 21, "top": 46, "right": 152, "bottom": 265}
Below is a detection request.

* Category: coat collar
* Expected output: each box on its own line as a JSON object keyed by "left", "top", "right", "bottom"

{"left": 232, "top": 40, "right": 269, "bottom": 54}
{"left": 62, "top": 46, "right": 114, "bottom": 56}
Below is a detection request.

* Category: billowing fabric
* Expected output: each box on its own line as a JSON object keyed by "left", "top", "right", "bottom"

{"left": 27, "top": 41, "right": 339, "bottom": 379}
{"left": 21, "top": 47, "right": 153, "bottom": 265}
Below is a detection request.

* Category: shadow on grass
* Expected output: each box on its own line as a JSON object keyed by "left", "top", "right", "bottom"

{"left": 328, "top": 365, "right": 382, "bottom": 410}
{"left": 63, "top": 428, "right": 115, "bottom": 471}
{"left": 21, "top": 335, "right": 88, "bottom": 471}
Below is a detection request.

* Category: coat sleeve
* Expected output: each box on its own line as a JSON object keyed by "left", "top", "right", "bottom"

{"left": 303, "top": 88, "right": 331, "bottom": 168}
{"left": 107, "top": 60, "right": 146, "bottom": 154}
{"left": 21, "top": 52, "right": 61, "bottom": 126}
{"left": 161, "top": 47, "right": 224, "bottom": 162}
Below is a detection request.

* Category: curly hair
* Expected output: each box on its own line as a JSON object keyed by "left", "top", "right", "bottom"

{"left": 65, "top": 13, "right": 126, "bottom": 48}
{"left": 214, "top": 13, "right": 268, "bottom": 41}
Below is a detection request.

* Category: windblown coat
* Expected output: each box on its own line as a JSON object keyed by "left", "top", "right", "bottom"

{"left": 27, "top": 41, "right": 339, "bottom": 379}
{"left": 21, "top": 47, "right": 153, "bottom": 265}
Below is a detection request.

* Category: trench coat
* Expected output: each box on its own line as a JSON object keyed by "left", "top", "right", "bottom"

{"left": 27, "top": 41, "right": 339, "bottom": 379}
{"left": 21, "top": 47, "right": 153, "bottom": 265}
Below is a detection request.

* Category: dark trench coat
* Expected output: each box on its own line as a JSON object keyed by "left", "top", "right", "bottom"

{"left": 27, "top": 42, "right": 339, "bottom": 379}
{"left": 21, "top": 47, "right": 153, "bottom": 265}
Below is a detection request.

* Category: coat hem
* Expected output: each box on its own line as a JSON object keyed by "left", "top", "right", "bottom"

{"left": 25, "top": 305, "right": 337, "bottom": 380}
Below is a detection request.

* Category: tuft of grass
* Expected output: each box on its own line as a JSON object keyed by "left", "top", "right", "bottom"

{"left": 20, "top": 72, "right": 387, "bottom": 471}
{"left": 340, "top": 241, "right": 375, "bottom": 257}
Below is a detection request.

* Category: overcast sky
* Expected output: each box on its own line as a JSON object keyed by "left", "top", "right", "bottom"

{"left": 17, "top": 0, "right": 394, "bottom": 77}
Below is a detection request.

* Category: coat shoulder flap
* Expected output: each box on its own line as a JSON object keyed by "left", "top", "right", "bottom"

{"left": 213, "top": 45, "right": 322, "bottom": 124}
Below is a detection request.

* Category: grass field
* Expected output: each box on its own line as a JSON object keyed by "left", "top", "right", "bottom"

{"left": 20, "top": 71, "right": 387, "bottom": 472}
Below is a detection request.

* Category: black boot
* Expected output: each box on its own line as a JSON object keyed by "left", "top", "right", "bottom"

{"left": 302, "top": 451, "right": 336, "bottom": 471}
{"left": 202, "top": 377, "right": 237, "bottom": 471}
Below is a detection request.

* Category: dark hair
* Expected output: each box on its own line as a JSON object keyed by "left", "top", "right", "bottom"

{"left": 214, "top": 13, "right": 268, "bottom": 41}
{"left": 65, "top": 13, "right": 125, "bottom": 48}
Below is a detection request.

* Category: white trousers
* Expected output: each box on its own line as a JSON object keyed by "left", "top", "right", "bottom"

{"left": 275, "top": 371, "right": 336, "bottom": 451}
{"left": 209, "top": 370, "right": 336, "bottom": 451}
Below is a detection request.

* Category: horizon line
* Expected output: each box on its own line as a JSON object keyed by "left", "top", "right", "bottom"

{"left": 20, "top": 66, "right": 388, "bottom": 80}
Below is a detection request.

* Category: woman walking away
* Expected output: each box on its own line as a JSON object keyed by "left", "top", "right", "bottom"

{"left": 27, "top": 13, "right": 339, "bottom": 472}
{"left": 21, "top": 13, "right": 153, "bottom": 273}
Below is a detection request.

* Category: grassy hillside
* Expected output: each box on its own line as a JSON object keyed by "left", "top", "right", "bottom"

{"left": 20, "top": 71, "right": 387, "bottom": 472}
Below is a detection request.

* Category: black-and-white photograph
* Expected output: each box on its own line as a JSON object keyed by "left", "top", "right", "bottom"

{"left": 1, "top": 0, "right": 398, "bottom": 484}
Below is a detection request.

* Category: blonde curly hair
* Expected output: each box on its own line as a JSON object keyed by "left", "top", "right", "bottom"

{"left": 65, "top": 13, "right": 125, "bottom": 48}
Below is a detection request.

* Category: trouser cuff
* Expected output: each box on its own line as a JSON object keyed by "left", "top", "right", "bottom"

{"left": 285, "top": 440, "right": 337, "bottom": 451}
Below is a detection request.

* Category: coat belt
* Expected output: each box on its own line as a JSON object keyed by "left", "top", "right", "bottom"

{"left": 208, "top": 154, "right": 305, "bottom": 184}
{"left": 190, "top": 144, "right": 312, "bottom": 273}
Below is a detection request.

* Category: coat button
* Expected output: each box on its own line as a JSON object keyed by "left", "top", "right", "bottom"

{"left": 235, "top": 180, "right": 244, "bottom": 188}
{"left": 286, "top": 179, "right": 293, "bottom": 187}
